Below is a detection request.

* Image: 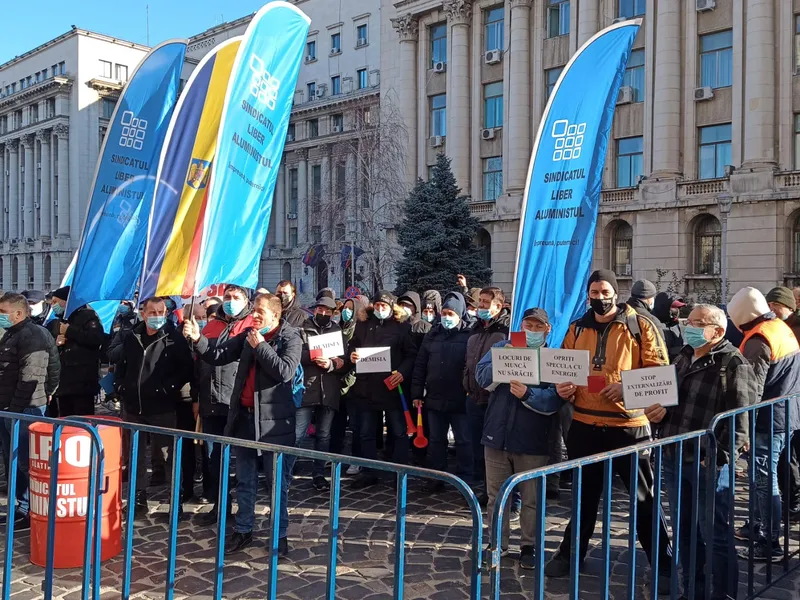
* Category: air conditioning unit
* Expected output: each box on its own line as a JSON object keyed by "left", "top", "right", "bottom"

{"left": 624, "top": 264, "right": 632, "bottom": 276}
{"left": 333, "top": 125, "right": 342, "bottom": 133}
{"left": 484, "top": 50, "right": 502, "bottom": 65}
{"left": 356, "top": 38, "right": 367, "bottom": 47}
{"left": 305, "top": 55, "right": 314, "bottom": 63}
{"left": 694, "top": 86, "right": 714, "bottom": 101}
{"left": 315, "top": 88, "right": 325, "bottom": 99}
{"left": 482, "top": 128, "right": 496, "bottom": 141}
{"left": 612, "top": 17, "right": 628, "bottom": 24}
{"left": 287, "top": 213, "right": 298, "bottom": 220}
{"left": 429, "top": 136, "right": 443, "bottom": 148}
{"left": 433, "top": 61, "right": 447, "bottom": 73}
{"left": 286, "top": 134, "right": 295, "bottom": 142}
{"left": 696, "top": 0, "right": 715, "bottom": 11}
{"left": 616, "top": 86, "right": 634, "bottom": 105}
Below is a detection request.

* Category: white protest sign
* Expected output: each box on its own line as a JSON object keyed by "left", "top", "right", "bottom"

{"left": 491, "top": 346, "right": 540, "bottom": 385}
{"left": 308, "top": 331, "right": 345, "bottom": 359}
{"left": 539, "top": 348, "right": 590, "bottom": 386}
{"left": 355, "top": 347, "right": 392, "bottom": 374}
{"left": 621, "top": 365, "right": 679, "bottom": 410}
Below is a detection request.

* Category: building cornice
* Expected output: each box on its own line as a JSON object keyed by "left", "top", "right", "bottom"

{"left": 0, "top": 116, "right": 69, "bottom": 146}
{"left": 86, "top": 77, "right": 124, "bottom": 97}
{"left": 291, "top": 89, "right": 379, "bottom": 118}
{"left": 0, "top": 76, "right": 72, "bottom": 111}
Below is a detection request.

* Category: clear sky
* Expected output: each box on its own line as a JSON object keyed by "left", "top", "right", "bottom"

{"left": 1, "top": 0, "right": 271, "bottom": 64}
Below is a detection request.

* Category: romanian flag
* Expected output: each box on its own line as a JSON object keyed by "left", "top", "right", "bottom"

{"left": 140, "top": 38, "right": 242, "bottom": 299}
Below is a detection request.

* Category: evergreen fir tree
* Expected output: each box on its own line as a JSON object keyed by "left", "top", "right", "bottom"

{"left": 395, "top": 153, "right": 492, "bottom": 294}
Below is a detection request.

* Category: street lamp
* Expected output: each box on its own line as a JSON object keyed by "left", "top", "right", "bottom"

{"left": 717, "top": 192, "right": 733, "bottom": 307}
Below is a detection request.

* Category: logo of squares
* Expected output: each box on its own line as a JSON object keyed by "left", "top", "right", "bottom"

{"left": 248, "top": 54, "right": 281, "bottom": 111}
{"left": 118, "top": 110, "right": 147, "bottom": 151}
{"left": 551, "top": 119, "right": 586, "bottom": 162}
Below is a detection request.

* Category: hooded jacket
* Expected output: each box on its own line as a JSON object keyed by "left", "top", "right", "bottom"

{"left": 410, "top": 292, "right": 471, "bottom": 413}
{"left": 46, "top": 305, "right": 106, "bottom": 397}
{"left": 422, "top": 290, "right": 442, "bottom": 321}
{"left": 398, "top": 291, "right": 431, "bottom": 345}
{"left": 0, "top": 318, "right": 60, "bottom": 411}
{"left": 347, "top": 309, "right": 417, "bottom": 411}
{"left": 463, "top": 308, "right": 511, "bottom": 405}
{"left": 299, "top": 315, "right": 345, "bottom": 410}
{"left": 281, "top": 295, "right": 308, "bottom": 328}
{"left": 652, "top": 293, "right": 685, "bottom": 360}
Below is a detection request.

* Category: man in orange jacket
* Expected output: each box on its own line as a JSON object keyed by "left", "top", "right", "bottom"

{"left": 544, "top": 270, "right": 672, "bottom": 594}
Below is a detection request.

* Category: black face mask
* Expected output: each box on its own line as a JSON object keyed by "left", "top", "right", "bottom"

{"left": 590, "top": 298, "right": 616, "bottom": 316}
{"left": 279, "top": 294, "right": 292, "bottom": 308}
{"left": 314, "top": 314, "right": 330, "bottom": 328}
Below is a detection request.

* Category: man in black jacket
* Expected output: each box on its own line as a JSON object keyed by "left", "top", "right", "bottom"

{"left": 297, "top": 296, "right": 345, "bottom": 490}
{"left": 46, "top": 286, "right": 106, "bottom": 416}
{"left": 348, "top": 291, "right": 417, "bottom": 489}
{"left": 275, "top": 280, "right": 308, "bottom": 328}
{"left": 185, "top": 292, "right": 302, "bottom": 557}
{"left": 411, "top": 292, "right": 472, "bottom": 491}
{"left": 0, "top": 293, "right": 60, "bottom": 530}
{"left": 116, "top": 297, "right": 194, "bottom": 519}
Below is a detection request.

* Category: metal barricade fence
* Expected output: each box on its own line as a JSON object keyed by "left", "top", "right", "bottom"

{"left": 0, "top": 412, "right": 105, "bottom": 600}
{"left": 40, "top": 415, "right": 484, "bottom": 600}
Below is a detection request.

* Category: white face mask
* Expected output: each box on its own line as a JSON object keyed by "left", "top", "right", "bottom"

{"left": 30, "top": 302, "right": 44, "bottom": 317}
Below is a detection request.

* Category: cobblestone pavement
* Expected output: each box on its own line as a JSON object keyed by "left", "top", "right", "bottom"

{"left": 2, "top": 448, "right": 800, "bottom": 599}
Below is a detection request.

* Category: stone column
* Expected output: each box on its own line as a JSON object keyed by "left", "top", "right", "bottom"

{"left": 37, "top": 130, "right": 51, "bottom": 239}
{"left": 296, "top": 149, "right": 308, "bottom": 245}
{"left": 577, "top": 0, "right": 600, "bottom": 47}
{"left": 7, "top": 141, "right": 19, "bottom": 240}
{"left": 54, "top": 124, "right": 70, "bottom": 238}
{"left": 742, "top": 0, "right": 776, "bottom": 167}
{"left": 0, "top": 145, "right": 5, "bottom": 240}
{"left": 445, "top": 0, "right": 472, "bottom": 193}
{"left": 346, "top": 151, "right": 357, "bottom": 235}
{"left": 650, "top": 0, "right": 681, "bottom": 177}
{"left": 507, "top": 0, "right": 532, "bottom": 192}
{"left": 21, "top": 134, "right": 34, "bottom": 239}
{"left": 2, "top": 255, "right": 11, "bottom": 291}
{"left": 321, "top": 148, "right": 332, "bottom": 241}
{"left": 274, "top": 164, "right": 285, "bottom": 247}
{"left": 390, "top": 14, "right": 419, "bottom": 188}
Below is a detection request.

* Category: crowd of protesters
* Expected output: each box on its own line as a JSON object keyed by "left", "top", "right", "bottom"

{"left": 1, "top": 271, "right": 799, "bottom": 599}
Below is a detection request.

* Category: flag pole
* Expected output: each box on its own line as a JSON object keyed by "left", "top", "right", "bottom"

{"left": 350, "top": 240, "right": 355, "bottom": 291}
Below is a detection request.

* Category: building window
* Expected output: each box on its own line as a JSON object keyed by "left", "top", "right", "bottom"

{"left": 694, "top": 216, "right": 721, "bottom": 275}
{"left": 102, "top": 98, "right": 116, "bottom": 119}
{"left": 336, "top": 164, "right": 346, "bottom": 200}
{"left": 43, "top": 255, "right": 51, "bottom": 290}
{"left": 308, "top": 118, "right": 319, "bottom": 138}
{"left": 622, "top": 49, "right": 644, "bottom": 102}
{"left": 115, "top": 64, "right": 128, "bottom": 81}
{"left": 312, "top": 164, "right": 322, "bottom": 210}
{"left": 485, "top": 7, "right": 504, "bottom": 52}
{"left": 547, "top": 0, "right": 570, "bottom": 38}
{"left": 357, "top": 68, "right": 368, "bottom": 89}
{"left": 698, "top": 123, "right": 732, "bottom": 179}
{"left": 792, "top": 216, "right": 800, "bottom": 273}
{"left": 331, "top": 114, "right": 344, "bottom": 131}
{"left": 616, "top": 137, "right": 643, "bottom": 188}
{"left": 795, "top": 115, "right": 800, "bottom": 170}
{"left": 618, "top": 0, "right": 645, "bottom": 18}
{"left": 311, "top": 226, "right": 321, "bottom": 243}
{"left": 430, "top": 94, "right": 446, "bottom": 137}
{"left": 335, "top": 223, "right": 346, "bottom": 241}
{"left": 795, "top": 16, "right": 800, "bottom": 73}
{"left": 289, "top": 227, "right": 298, "bottom": 248}
{"left": 282, "top": 261, "right": 292, "bottom": 280}
{"left": 483, "top": 81, "right": 503, "bottom": 129}
{"left": 287, "top": 122, "right": 295, "bottom": 140}
{"left": 100, "top": 60, "right": 112, "bottom": 78}
{"left": 545, "top": 67, "right": 563, "bottom": 100}
{"left": 307, "top": 40, "right": 317, "bottom": 61}
{"left": 700, "top": 30, "right": 732, "bottom": 89}
{"left": 47, "top": 98, "right": 56, "bottom": 118}
{"left": 331, "top": 33, "right": 341, "bottom": 54}
{"left": 30, "top": 104, "right": 38, "bottom": 123}
{"left": 288, "top": 168, "right": 298, "bottom": 214}
{"left": 331, "top": 75, "right": 341, "bottom": 95}
{"left": 307, "top": 82, "right": 316, "bottom": 101}
{"left": 58, "top": 62, "right": 66, "bottom": 75}
{"left": 482, "top": 157, "right": 503, "bottom": 201}
{"left": 612, "top": 221, "right": 633, "bottom": 277}
{"left": 430, "top": 23, "right": 447, "bottom": 66}
{"left": 356, "top": 24, "right": 368, "bottom": 46}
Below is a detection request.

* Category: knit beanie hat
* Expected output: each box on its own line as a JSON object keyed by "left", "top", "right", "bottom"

{"left": 765, "top": 286, "right": 796, "bottom": 311}
{"left": 587, "top": 270, "right": 618, "bottom": 294}
{"left": 728, "top": 287, "right": 770, "bottom": 328}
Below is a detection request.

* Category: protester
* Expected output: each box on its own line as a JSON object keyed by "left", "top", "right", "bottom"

{"left": 475, "top": 307, "right": 561, "bottom": 569}
{"left": 21, "top": 290, "right": 48, "bottom": 326}
{"left": 544, "top": 270, "right": 671, "bottom": 592}
{"left": 652, "top": 293, "right": 686, "bottom": 360}
{"left": 766, "top": 286, "right": 800, "bottom": 339}
{"left": 0, "top": 293, "right": 60, "bottom": 531}
{"left": 411, "top": 292, "right": 472, "bottom": 490}
{"left": 116, "top": 297, "right": 194, "bottom": 520}
{"left": 347, "top": 291, "right": 417, "bottom": 489}
{"left": 397, "top": 291, "right": 431, "bottom": 346}
{"left": 185, "top": 292, "right": 301, "bottom": 557}
{"left": 462, "top": 287, "right": 510, "bottom": 504}
{"left": 297, "top": 296, "right": 345, "bottom": 490}
{"left": 276, "top": 280, "right": 308, "bottom": 327}
{"left": 112, "top": 301, "right": 138, "bottom": 334}
{"left": 45, "top": 286, "right": 106, "bottom": 416}
{"left": 728, "top": 287, "right": 800, "bottom": 561}
{"left": 646, "top": 304, "right": 756, "bottom": 597}
{"left": 421, "top": 289, "right": 442, "bottom": 325}
{"left": 465, "top": 288, "right": 482, "bottom": 323}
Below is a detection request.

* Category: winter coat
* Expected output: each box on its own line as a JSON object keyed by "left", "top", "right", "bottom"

{"left": 626, "top": 296, "right": 668, "bottom": 346}
{"left": 398, "top": 291, "right": 431, "bottom": 346}
{"left": 192, "top": 305, "right": 255, "bottom": 418}
{"left": 411, "top": 321, "right": 471, "bottom": 413}
{"left": 47, "top": 306, "right": 106, "bottom": 397}
{"left": 462, "top": 308, "right": 511, "bottom": 405}
{"left": 196, "top": 322, "right": 302, "bottom": 446}
{"left": 785, "top": 311, "right": 800, "bottom": 343}
{"left": 0, "top": 319, "right": 60, "bottom": 411}
{"left": 340, "top": 295, "right": 369, "bottom": 396}
{"left": 300, "top": 316, "right": 345, "bottom": 411}
{"left": 658, "top": 340, "right": 757, "bottom": 465}
{"left": 116, "top": 322, "right": 194, "bottom": 416}
{"left": 347, "top": 310, "right": 417, "bottom": 411}
{"left": 476, "top": 340, "right": 562, "bottom": 456}
{"left": 281, "top": 296, "right": 308, "bottom": 328}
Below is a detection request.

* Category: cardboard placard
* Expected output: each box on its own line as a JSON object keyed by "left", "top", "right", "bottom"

{"left": 308, "top": 331, "right": 345, "bottom": 360}
{"left": 621, "top": 365, "right": 679, "bottom": 410}
{"left": 355, "top": 347, "right": 392, "bottom": 374}
{"left": 490, "top": 346, "right": 540, "bottom": 385}
{"left": 539, "top": 348, "right": 590, "bottom": 386}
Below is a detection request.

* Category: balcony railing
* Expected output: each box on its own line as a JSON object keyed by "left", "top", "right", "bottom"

{"left": 600, "top": 188, "right": 635, "bottom": 203}
{"left": 468, "top": 201, "right": 495, "bottom": 214}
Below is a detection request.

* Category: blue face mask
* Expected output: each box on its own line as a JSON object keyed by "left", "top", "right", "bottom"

{"left": 441, "top": 315, "right": 459, "bottom": 330}
{"left": 146, "top": 316, "right": 167, "bottom": 331}
{"left": 525, "top": 330, "right": 546, "bottom": 349}
{"left": 342, "top": 308, "right": 354, "bottom": 322}
{"left": 332, "top": 315, "right": 341, "bottom": 325}
{"left": 477, "top": 308, "right": 493, "bottom": 321}
{"left": 223, "top": 299, "right": 246, "bottom": 317}
{"left": 683, "top": 325, "right": 710, "bottom": 349}
{"left": 52, "top": 303, "right": 65, "bottom": 316}
{"left": 196, "top": 320, "right": 207, "bottom": 330}
{"left": 375, "top": 306, "right": 391, "bottom": 321}
{"left": 259, "top": 325, "right": 272, "bottom": 335}
{"left": 118, "top": 304, "right": 131, "bottom": 316}
{"left": 0, "top": 314, "right": 12, "bottom": 329}
{"left": 421, "top": 313, "right": 434, "bottom": 323}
